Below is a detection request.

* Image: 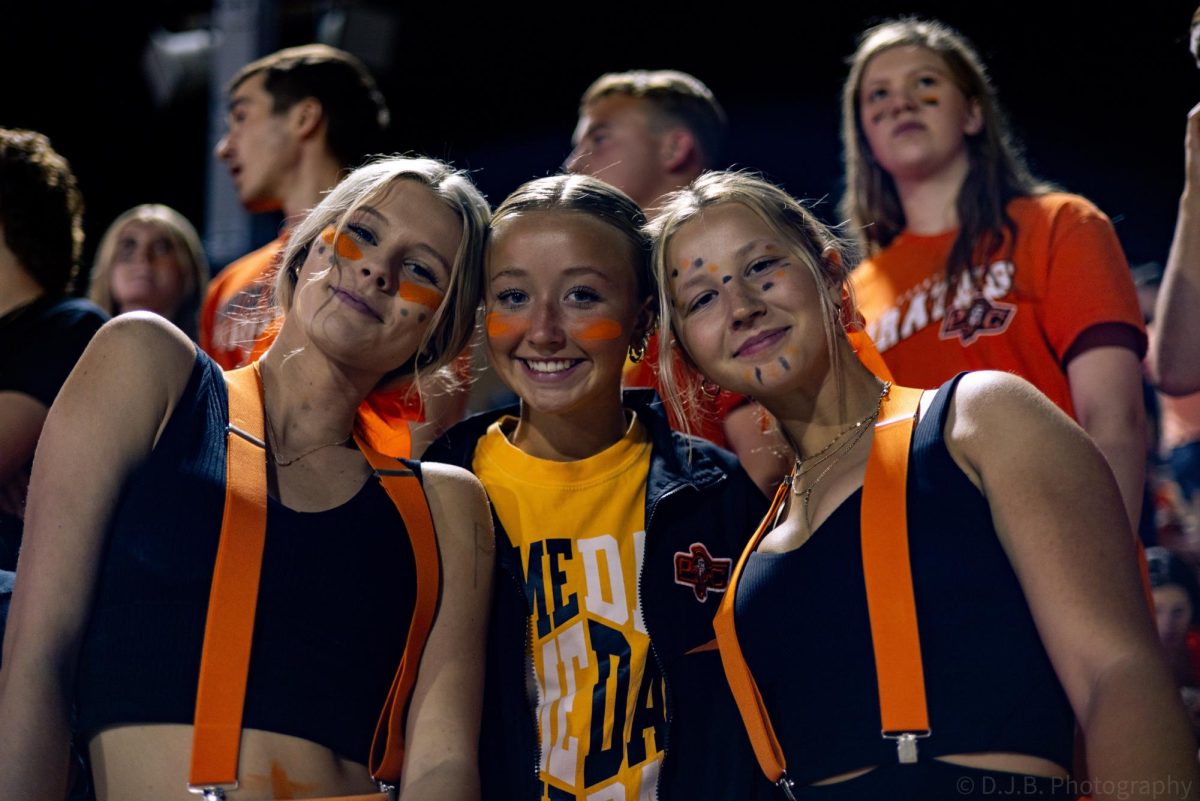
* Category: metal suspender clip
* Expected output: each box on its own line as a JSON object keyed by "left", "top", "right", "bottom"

{"left": 776, "top": 773, "right": 798, "bottom": 801}
{"left": 187, "top": 784, "right": 237, "bottom": 801}
{"left": 883, "top": 730, "right": 931, "bottom": 764}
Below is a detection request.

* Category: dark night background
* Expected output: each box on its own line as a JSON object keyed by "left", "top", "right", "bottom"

{"left": 1, "top": 1, "right": 1196, "bottom": 279}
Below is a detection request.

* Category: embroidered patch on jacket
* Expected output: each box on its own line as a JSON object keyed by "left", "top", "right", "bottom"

{"left": 939, "top": 295, "right": 1016, "bottom": 345}
{"left": 674, "top": 543, "right": 732, "bottom": 602}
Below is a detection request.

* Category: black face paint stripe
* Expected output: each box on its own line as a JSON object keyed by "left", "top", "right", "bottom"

{"left": 779, "top": 357, "right": 790, "bottom": 370}
{"left": 755, "top": 367, "right": 763, "bottom": 384}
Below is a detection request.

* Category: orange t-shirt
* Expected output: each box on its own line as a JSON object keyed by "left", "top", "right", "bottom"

{"left": 851, "top": 193, "right": 1146, "bottom": 418}
{"left": 199, "top": 237, "right": 286, "bottom": 370}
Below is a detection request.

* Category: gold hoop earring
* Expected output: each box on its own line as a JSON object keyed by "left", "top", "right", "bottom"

{"left": 628, "top": 331, "right": 650, "bottom": 364}
{"left": 699, "top": 377, "right": 721, "bottom": 399}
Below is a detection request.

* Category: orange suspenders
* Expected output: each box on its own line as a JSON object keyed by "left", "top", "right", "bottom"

{"left": 712, "top": 385, "right": 927, "bottom": 800}
{"left": 187, "top": 364, "right": 441, "bottom": 800}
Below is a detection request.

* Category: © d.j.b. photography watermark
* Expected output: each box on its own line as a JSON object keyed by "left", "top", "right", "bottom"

{"left": 956, "top": 773, "right": 1193, "bottom": 799}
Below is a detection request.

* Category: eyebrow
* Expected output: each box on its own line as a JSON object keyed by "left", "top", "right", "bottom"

{"left": 489, "top": 265, "right": 615, "bottom": 283}
{"left": 226, "top": 96, "right": 250, "bottom": 113}
{"left": 574, "top": 121, "right": 608, "bottom": 147}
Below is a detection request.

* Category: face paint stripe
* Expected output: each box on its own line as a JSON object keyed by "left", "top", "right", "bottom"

{"left": 484, "top": 311, "right": 513, "bottom": 335}
{"left": 755, "top": 367, "right": 763, "bottom": 385}
{"left": 398, "top": 282, "right": 444, "bottom": 310}
{"left": 321, "top": 227, "right": 363, "bottom": 261}
{"left": 779, "top": 356, "right": 790, "bottom": 370}
{"left": 574, "top": 319, "right": 623, "bottom": 341}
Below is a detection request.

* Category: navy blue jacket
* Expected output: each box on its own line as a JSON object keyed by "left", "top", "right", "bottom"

{"left": 423, "top": 390, "right": 769, "bottom": 801}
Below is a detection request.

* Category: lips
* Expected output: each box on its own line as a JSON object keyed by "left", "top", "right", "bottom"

{"left": 333, "top": 288, "right": 382, "bottom": 321}
{"left": 892, "top": 121, "right": 926, "bottom": 137}
{"left": 734, "top": 327, "right": 789, "bottom": 358}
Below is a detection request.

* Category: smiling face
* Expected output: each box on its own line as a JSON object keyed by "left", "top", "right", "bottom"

{"left": 858, "top": 45, "right": 982, "bottom": 184}
{"left": 485, "top": 210, "right": 649, "bottom": 427}
{"left": 108, "top": 220, "right": 190, "bottom": 317}
{"left": 667, "top": 202, "right": 835, "bottom": 400}
{"left": 288, "top": 179, "right": 462, "bottom": 374}
{"left": 214, "top": 73, "right": 299, "bottom": 213}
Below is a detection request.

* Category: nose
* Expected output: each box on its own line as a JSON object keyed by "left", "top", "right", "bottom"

{"left": 889, "top": 86, "right": 917, "bottom": 116}
{"left": 359, "top": 260, "right": 399, "bottom": 295}
{"left": 730, "top": 284, "right": 766, "bottom": 329}
{"left": 215, "top": 134, "right": 231, "bottom": 161}
{"left": 527, "top": 300, "right": 565, "bottom": 350}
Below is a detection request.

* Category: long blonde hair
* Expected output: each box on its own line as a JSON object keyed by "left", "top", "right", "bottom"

{"left": 89, "top": 204, "right": 209, "bottom": 338}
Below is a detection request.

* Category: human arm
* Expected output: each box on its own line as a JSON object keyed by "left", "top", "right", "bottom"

{"left": 1066, "top": 345, "right": 1147, "bottom": 532}
{"left": 947, "top": 371, "right": 1197, "bottom": 799}
{"left": 0, "top": 392, "right": 46, "bottom": 488}
{"left": 396, "top": 463, "right": 494, "bottom": 801}
{"left": 1153, "top": 102, "right": 1200, "bottom": 397}
{"left": 723, "top": 403, "right": 790, "bottom": 497}
{"left": 0, "top": 314, "right": 195, "bottom": 800}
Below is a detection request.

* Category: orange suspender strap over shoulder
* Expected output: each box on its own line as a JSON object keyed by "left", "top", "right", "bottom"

{"left": 187, "top": 365, "right": 441, "bottom": 800}
{"left": 712, "top": 385, "right": 926, "bottom": 800}
{"left": 355, "top": 436, "right": 442, "bottom": 784}
{"left": 189, "top": 364, "right": 266, "bottom": 798}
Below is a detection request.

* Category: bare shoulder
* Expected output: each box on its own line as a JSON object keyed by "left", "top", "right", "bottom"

{"left": 944, "top": 370, "right": 1077, "bottom": 441}
{"left": 65, "top": 313, "right": 198, "bottom": 443}
{"left": 92, "top": 312, "right": 194, "bottom": 362}
{"left": 419, "top": 461, "right": 488, "bottom": 505}
{"left": 418, "top": 462, "right": 492, "bottom": 545}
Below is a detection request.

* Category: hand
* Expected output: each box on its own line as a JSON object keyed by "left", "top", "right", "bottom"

{"left": 1184, "top": 101, "right": 1200, "bottom": 201}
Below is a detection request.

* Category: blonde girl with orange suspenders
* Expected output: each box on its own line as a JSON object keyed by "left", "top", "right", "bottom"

{"left": 648, "top": 171, "right": 1197, "bottom": 800}
{"left": 0, "top": 157, "right": 495, "bottom": 801}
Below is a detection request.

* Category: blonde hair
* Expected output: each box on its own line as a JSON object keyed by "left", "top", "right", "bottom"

{"left": 89, "top": 204, "right": 210, "bottom": 338}
{"left": 275, "top": 155, "right": 490, "bottom": 386}
{"left": 649, "top": 171, "right": 856, "bottom": 436}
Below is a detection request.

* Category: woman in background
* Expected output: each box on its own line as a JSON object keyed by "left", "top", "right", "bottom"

{"left": 841, "top": 18, "right": 1147, "bottom": 531}
{"left": 89, "top": 204, "right": 209, "bottom": 340}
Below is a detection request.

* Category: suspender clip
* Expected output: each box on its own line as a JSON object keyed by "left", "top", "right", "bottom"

{"left": 883, "top": 730, "right": 930, "bottom": 764}
{"left": 776, "top": 773, "right": 797, "bottom": 801}
{"left": 187, "top": 784, "right": 236, "bottom": 801}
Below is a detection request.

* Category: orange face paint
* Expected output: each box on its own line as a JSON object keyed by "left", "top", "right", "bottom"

{"left": 574, "top": 318, "right": 623, "bottom": 342}
{"left": 269, "top": 761, "right": 316, "bottom": 798}
{"left": 707, "top": 264, "right": 719, "bottom": 274}
{"left": 486, "top": 311, "right": 522, "bottom": 338}
{"left": 398, "top": 282, "right": 444, "bottom": 310}
{"left": 320, "top": 226, "right": 363, "bottom": 261}
{"left": 919, "top": 95, "right": 938, "bottom": 105}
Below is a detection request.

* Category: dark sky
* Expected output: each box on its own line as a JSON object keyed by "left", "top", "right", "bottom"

{"left": 2, "top": 1, "right": 1196, "bottom": 275}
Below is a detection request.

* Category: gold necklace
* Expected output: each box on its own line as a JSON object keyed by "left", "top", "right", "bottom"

{"left": 262, "top": 401, "right": 351, "bottom": 467}
{"left": 787, "top": 381, "right": 891, "bottom": 526}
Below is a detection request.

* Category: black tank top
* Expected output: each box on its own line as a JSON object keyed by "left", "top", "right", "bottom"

{"left": 736, "top": 375, "right": 1073, "bottom": 792}
{"left": 75, "top": 351, "right": 417, "bottom": 763}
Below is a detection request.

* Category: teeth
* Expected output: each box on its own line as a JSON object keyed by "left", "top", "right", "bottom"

{"left": 523, "top": 359, "right": 578, "bottom": 373}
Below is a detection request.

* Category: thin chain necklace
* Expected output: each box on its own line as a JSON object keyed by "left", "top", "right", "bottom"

{"left": 259, "top": 366, "right": 352, "bottom": 467}
{"left": 786, "top": 381, "right": 891, "bottom": 527}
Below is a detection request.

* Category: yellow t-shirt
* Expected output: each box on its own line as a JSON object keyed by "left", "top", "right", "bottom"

{"left": 473, "top": 415, "right": 664, "bottom": 800}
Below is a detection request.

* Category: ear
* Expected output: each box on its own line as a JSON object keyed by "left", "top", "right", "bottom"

{"left": 659, "top": 128, "right": 697, "bottom": 174}
{"left": 963, "top": 97, "right": 984, "bottom": 136}
{"left": 632, "top": 295, "right": 658, "bottom": 344}
{"left": 288, "top": 97, "right": 325, "bottom": 142}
